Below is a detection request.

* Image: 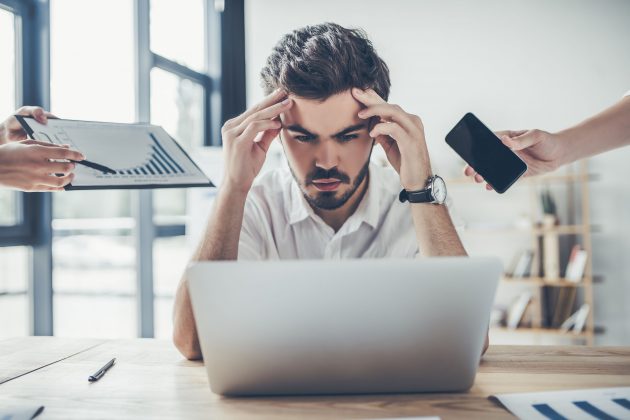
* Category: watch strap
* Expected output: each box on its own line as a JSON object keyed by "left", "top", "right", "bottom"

{"left": 399, "top": 187, "right": 433, "bottom": 203}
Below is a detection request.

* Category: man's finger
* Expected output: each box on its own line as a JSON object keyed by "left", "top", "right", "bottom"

{"left": 255, "top": 128, "right": 280, "bottom": 153}
{"left": 495, "top": 130, "right": 527, "bottom": 139}
{"left": 5, "top": 106, "right": 52, "bottom": 133}
{"left": 352, "top": 88, "right": 386, "bottom": 106}
{"left": 501, "top": 130, "right": 541, "bottom": 151}
{"left": 32, "top": 108, "right": 48, "bottom": 124}
{"left": 358, "top": 104, "right": 416, "bottom": 132}
{"left": 375, "top": 135, "right": 396, "bottom": 154}
{"left": 45, "top": 161, "right": 76, "bottom": 175}
{"left": 237, "top": 98, "right": 292, "bottom": 133}
{"left": 15, "top": 106, "right": 46, "bottom": 117}
{"left": 229, "top": 89, "right": 287, "bottom": 128}
{"left": 463, "top": 165, "right": 477, "bottom": 177}
{"left": 35, "top": 173, "right": 74, "bottom": 188}
{"left": 369, "top": 121, "right": 406, "bottom": 142}
{"left": 34, "top": 145, "right": 85, "bottom": 161}
{"left": 239, "top": 120, "right": 282, "bottom": 143}
{"left": 22, "top": 139, "right": 70, "bottom": 148}
{"left": 32, "top": 185, "right": 66, "bottom": 192}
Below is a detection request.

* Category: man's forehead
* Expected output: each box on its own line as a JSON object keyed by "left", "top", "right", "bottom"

{"left": 280, "top": 89, "right": 364, "bottom": 134}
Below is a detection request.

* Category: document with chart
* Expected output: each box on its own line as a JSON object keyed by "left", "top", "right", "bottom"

{"left": 16, "top": 116, "right": 214, "bottom": 190}
{"left": 490, "top": 387, "right": 630, "bottom": 419}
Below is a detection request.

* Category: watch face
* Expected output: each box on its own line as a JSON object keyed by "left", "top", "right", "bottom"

{"left": 432, "top": 177, "right": 447, "bottom": 203}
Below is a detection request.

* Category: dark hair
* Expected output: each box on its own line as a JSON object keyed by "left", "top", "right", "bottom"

{"left": 260, "top": 22, "right": 391, "bottom": 101}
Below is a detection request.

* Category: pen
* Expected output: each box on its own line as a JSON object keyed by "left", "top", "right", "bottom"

{"left": 88, "top": 358, "right": 116, "bottom": 382}
{"left": 72, "top": 159, "right": 117, "bottom": 175}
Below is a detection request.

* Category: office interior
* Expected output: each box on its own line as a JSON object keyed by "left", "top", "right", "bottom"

{"left": 0, "top": 0, "right": 629, "bottom": 416}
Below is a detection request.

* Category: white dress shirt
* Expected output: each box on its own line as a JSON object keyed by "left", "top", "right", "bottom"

{"left": 238, "top": 163, "right": 419, "bottom": 260}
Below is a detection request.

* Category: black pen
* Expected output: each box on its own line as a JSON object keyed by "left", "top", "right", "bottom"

{"left": 72, "top": 159, "right": 117, "bottom": 175}
{"left": 88, "top": 358, "right": 116, "bottom": 382}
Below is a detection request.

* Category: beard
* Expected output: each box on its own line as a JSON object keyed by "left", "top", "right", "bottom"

{"left": 288, "top": 148, "right": 373, "bottom": 211}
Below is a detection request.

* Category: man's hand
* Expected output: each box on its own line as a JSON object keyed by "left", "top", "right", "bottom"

{"left": 0, "top": 140, "right": 85, "bottom": 191}
{"left": 0, "top": 106, "right": 56, "bottom": 145}
{"left": 352, "top": 88, "right": 432, "bottom": 190}
{"left": 464, "top": 129, "right": 564, "bottom": 190}
{"left": 220, "top": 89, "right": 293, "bottom": 194}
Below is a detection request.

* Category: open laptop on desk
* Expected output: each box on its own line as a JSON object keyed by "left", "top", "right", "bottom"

{"left": 187, "top": 257, "right": 502, "bottom": 396}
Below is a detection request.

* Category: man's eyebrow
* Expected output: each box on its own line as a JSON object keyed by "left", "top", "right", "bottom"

{"left": 286, "top": 123, "right": 367, "bottom": 138}
{"left": 332, "top": 123, "right": 367, "bottom": 138}
{"left": 286, "top": 124, "right": 316, "bottom": 136}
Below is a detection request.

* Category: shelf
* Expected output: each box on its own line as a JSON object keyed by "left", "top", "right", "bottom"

{"left": 461, "top": 224, "right": 598, "bottom": 235}
{"left": 446, "top": 172, "right": 599, "bottom": 186}
{"left": 490, "top": 326, "right": 592, "bottom": 338}
{"left": 502, "top": 277, "right": 582, "bottom": 287}
{"left": 500, "top": 275, "right": 602, "bottom": 287}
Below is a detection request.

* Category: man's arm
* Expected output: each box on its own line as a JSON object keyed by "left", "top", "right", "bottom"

{"left": 353, "top": 88, "right": 489, "bottom": 354}
{"left": 172, "top": 89, "right": 292, "bottom": 360}
{"left": 408, "top": 205, "right": 467, "bottom": 257}
{"left": 172, "top": 189, "right": 247, "bottom": 360}
{"left": 352, "top": 88, "right": 466, "bottom": 257}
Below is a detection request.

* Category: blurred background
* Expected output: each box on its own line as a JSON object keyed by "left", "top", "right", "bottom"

{"left": 0, "top": 0, "right": 628, "bottom": 346}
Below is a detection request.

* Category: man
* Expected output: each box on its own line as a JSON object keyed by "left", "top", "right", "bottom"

{"left": 173, "top": 23, "right": 478, "bottom": 360}
{"left": 0, "top": 106, "right": 84, "bottom": 191}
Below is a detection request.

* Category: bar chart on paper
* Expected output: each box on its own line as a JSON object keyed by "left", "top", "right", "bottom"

{"left": 17, "top": 117, "right": 213, "bottom": 190}
{"left": 492, "top": 387, "right": 630, "bottom": 420}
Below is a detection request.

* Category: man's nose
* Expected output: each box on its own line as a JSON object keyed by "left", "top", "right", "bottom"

{"left": 314, "top": 139, "right": 339, "bottom": 170}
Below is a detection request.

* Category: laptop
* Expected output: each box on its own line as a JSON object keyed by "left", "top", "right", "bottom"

{"left": 187, "top": 257, "right": 502, "bottom": 396}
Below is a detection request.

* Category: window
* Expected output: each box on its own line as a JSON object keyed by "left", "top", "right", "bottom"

{"left": 0, "top": 7, "right": 18, "bottom": 226}
{"left": 147, "top": 0, "right": 212, "bottom": 338}
{"left": 0, "top": 0, "right": 243, "bottom": 338}
{"left": 0, "top": 247, "right": 29, "bottom": 337}
{"left": 50, "top": 0, "right": 137, "bottom": 338}
{"left": 150, "top": 0, "right": 206, "bottom": 72}
{"left": 153, "top": 235, "right": 189, "bottom": 339}
{"left": 151, "top": 67, "right": 205, "bottom": 222}
{"left": 0, "top": 3, "right": 29, "bottom": 337}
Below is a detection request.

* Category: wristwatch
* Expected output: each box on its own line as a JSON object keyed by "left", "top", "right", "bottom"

{"left": 399, "top": 175, "right": 447, "bottom": 204}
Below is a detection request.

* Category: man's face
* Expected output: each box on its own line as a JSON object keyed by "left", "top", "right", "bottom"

{"left": 279, "top": 90, "right": 374, "bottom": 210}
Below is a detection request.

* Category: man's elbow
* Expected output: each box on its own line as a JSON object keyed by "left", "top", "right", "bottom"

{"left": 173, "top": 329, "right": 203, "bottom": 360}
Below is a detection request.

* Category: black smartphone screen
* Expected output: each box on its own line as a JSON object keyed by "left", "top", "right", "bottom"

{"left": 445, "top": 112, "right": 527, "bottom": 193}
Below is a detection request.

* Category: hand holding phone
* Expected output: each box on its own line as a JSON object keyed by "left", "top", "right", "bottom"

{"left": 446, "top": 113, "right": 527, "bottom": 193}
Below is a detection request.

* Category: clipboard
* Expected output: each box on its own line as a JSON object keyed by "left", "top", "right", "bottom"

{"left": 16, "top": 116, "right": 215, "bottom": 190}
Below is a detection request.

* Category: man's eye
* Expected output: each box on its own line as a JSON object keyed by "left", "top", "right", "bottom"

{"left": 294, "top": 135, "right": 315, "bottom": 143}
{"left": 339, "top": 134, "right": 359, "bottom": 142}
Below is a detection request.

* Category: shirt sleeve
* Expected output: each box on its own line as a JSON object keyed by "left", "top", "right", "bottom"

{"left": 237, "top": 194, "right": 267, "bottom": 260}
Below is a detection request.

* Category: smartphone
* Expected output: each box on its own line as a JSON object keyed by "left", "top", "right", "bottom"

{"left": 445, "top": 112, "right": 527, "bottom": 193}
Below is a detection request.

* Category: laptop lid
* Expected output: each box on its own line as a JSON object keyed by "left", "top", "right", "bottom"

{"left": 188, "top": 257, "right": 502, "bottom": 396}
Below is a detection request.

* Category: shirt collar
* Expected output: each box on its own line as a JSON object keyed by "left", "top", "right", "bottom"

{"left": 287, "top": 163, "right": 382, "bottom": 230}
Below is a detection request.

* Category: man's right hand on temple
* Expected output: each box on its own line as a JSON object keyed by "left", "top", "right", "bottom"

{"left": 220, "top": 88, "right": 293, "bottom": 194}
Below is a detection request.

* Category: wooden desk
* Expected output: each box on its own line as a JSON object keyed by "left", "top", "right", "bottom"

{"left": 0, "top": 338, "right": 628, "bottom": 419}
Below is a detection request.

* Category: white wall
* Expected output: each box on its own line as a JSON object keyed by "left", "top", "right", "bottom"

{"left": 244, "top": 0, "right": 630, "bottom": 344}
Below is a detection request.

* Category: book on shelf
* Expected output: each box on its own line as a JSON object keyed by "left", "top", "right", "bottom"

{"left": 509, "top": 250, "right": 534, "bottom": 278}
{"left": 507, "top": 291, "right": 532, "bottom": 329}
{"left": 565, "top": 244, "right": 588, "bottom": 282}
{"left": 542, "top": 214, "right": 560, "bottom": 280}
{"left": 543, "top": 286, "right": 578, "bottom": 328}
{"left": 560, "top": 303, "right": 590, "bottom": 334}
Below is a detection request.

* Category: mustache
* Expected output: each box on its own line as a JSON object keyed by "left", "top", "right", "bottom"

{"left": 306, "top": 167, "right": 350, "bottom": 185}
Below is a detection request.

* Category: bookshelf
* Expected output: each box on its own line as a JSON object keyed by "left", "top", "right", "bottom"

{"left": 447, "top": 160, "right": 598, "bottom": 345}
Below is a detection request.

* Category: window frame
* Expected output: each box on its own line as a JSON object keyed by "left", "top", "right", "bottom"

{"left": 0, "top": 0, "right": 246, "bottom": 338}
